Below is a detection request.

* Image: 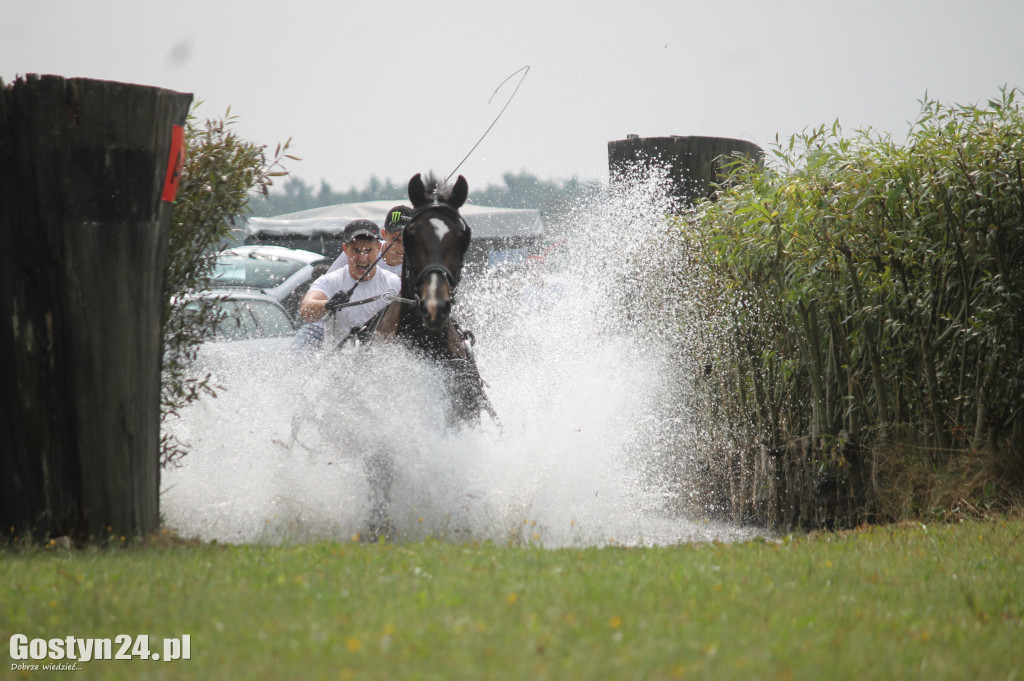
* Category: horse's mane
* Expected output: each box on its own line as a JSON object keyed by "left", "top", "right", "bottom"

{"left": 421, "top": 172, "right": 453, "bottom": 202}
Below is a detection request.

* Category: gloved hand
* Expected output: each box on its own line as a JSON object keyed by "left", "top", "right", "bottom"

{"left": 324, "top": 289, "right": 351, "bottom": 313}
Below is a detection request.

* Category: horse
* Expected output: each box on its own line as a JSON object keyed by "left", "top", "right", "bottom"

{"left": 350, "top": 172, "right": 495, "bottom": 540}
{"left": 357, "top": 172, "right": 493, "bottom": 424}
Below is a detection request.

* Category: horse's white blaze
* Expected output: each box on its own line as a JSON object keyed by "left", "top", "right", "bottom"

{"left": 425, "top": 272, "right": 443, "bottom": 317}
{"left": 429, "top": 217, "right": 450, "bottom": 241}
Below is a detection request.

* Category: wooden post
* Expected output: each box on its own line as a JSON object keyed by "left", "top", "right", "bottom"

{"left": 0, "top": 75, "right": 192, "bottom": 540}
{"left": 608, "top": 134, "right": 763, "bottom": 206}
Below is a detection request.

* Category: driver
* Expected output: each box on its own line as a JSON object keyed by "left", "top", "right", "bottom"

{"left": 298, "top": 219, "right": 401, "bottom": 347}
{"left": 290, "top": 207, "right": 410, "bottom": 352}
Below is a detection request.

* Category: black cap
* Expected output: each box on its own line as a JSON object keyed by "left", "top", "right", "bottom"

{"left": 383, "top": 205, "right": 412, "bottom": 233}
{"left": 342, "top": 219, "right": 380, "bottom": 243}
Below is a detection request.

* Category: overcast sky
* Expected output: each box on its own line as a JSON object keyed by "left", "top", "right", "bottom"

{"left": 4, "top": 0, "right": 1022, "bottom": 194}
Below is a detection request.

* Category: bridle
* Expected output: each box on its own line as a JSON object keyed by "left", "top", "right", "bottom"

{"left": 402, "top": 199, "right": 470, "bottom": 296}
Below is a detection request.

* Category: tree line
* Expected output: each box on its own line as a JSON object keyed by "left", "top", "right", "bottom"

{"left": 250, "top": 170, "right": 602, "bottom": 230}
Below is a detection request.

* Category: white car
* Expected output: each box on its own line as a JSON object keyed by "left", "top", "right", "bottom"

{"left": 210, "top": 245, "right": 329, "bottom": 318}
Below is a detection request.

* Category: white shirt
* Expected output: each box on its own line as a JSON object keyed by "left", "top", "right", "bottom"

{"left": 311, "top": 266, "right": 401, "bottom": 343}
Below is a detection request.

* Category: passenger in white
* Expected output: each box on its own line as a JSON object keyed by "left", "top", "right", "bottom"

{"left": 326, "top": 204, "right": 410, "bottom": 277}
{"left": 299, "top": 219, "right": 401, "bottom": 347}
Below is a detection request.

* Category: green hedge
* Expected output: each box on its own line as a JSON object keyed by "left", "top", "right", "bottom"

{"left": 687, "top": 88, "right": 1024, "bottom": 526}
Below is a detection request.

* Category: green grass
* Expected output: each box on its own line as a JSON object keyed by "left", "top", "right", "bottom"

{"left": 2, "top": 520, "right": 1022, "bottom": 680}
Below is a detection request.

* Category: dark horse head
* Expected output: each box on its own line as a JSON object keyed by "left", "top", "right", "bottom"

{"left": 402, "top": 172, "right": 471, "bottom": 331}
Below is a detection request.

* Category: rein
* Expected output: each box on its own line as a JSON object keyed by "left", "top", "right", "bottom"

{"left": 329, "top": 288, "right": 415, "bottom": 310}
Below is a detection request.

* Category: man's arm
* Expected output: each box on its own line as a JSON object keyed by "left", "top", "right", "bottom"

{"left": 299, "top": 290, "right": 329, "bottom": 322}
{"left": 301, "top": 287, "right": 355, "bottom": 322}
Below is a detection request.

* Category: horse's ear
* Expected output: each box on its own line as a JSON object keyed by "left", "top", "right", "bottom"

{"left": 408, "top": 173, "right": 427, "bottom": 207}
{"left": 450, "top": 175, "right": 469, "bottom": 209}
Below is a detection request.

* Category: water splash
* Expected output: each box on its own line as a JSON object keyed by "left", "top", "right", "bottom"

{"left": 161, "top": 167, "right": 768, "bottom": 547}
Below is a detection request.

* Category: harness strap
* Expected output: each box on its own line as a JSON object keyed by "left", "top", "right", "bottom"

{"left": 407, "top": 199, "right": 467, "bottom": 225}
{"left": 328, "top": 287, "right": 419, "bottom": 314}
{"left": 330, "top": 291, "right": 388, "bottom": 310}
{"left": 382, "top": 290, "right": 417, "bottom": 306}
{"left": 416, "top": 263, "right": 459, "bottom": 288}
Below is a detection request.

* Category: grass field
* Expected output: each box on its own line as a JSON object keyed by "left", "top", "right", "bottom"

{"left": 2, "top": 519, "right": 1022, "bottom": 680}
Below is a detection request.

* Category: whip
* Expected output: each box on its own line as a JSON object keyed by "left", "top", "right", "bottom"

{"left": 445, "top": 65, "right": 531, "bottom": 183}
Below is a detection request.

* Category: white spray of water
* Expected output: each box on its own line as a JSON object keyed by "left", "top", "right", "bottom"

{"left": 161, "top": 169, "right": 767, "bottom": 547}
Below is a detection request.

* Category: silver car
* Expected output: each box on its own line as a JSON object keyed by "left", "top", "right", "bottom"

{"left": 185, "top": 289, "right": 298, "bottom": 342}
{"left": 210, "top": 245, "right": 329, "bottom": 318}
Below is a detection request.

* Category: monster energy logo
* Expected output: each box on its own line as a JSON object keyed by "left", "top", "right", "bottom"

{"left": 390, "top": 211, "right": 403, "bottom": 224}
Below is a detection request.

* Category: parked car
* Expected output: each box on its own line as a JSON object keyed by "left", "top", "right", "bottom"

{"left": 210, "top": 245, "right": 329, "bottom": 318}
{"left": 184, "top": 289, "right": 299, "bottom": 342}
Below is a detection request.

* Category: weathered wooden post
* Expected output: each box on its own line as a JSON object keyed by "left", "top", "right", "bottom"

{"left": 0, "top": 75, "right": 192, "bottom": 540}
{"left": 607, "top": 134, "right": 766, "bottom": 525}
{"left": 608, "top": 134, "right": 763, "bottom": 206}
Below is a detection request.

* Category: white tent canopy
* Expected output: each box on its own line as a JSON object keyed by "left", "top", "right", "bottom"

{"left": 246, "top": 199, "right": 543, "bottom": 241}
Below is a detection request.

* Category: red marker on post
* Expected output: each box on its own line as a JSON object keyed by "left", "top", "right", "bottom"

{"left": 161, "top": 124, "right": 185, "bottom": 202}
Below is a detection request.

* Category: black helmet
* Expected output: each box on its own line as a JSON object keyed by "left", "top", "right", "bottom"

{"left": 341, "top": 219, "right": 380, "bottom": 243}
